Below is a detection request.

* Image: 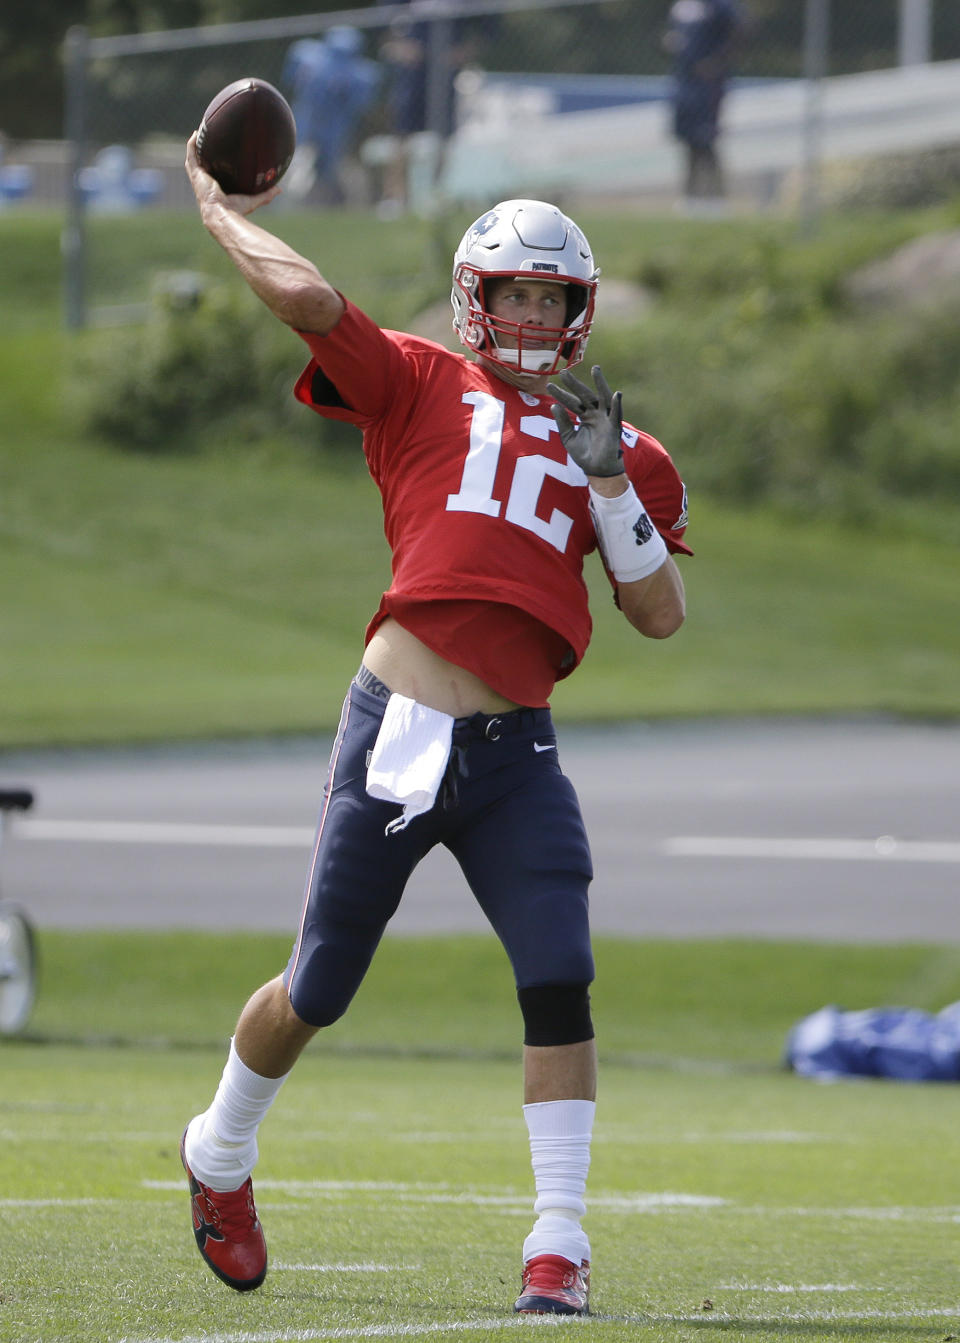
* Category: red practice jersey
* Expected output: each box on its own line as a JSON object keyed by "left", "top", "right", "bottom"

{"left": 295, "top": 301, "right": 690, "bottom": 706}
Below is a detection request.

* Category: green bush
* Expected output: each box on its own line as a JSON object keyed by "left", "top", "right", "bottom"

{"left": 71, "top": 281, "right": 324, "bottom": 453}
{"left": 580, "top": 214, "right": 960, "bottom": 536}
{"left": 834, "top": 143, "right": 960, "bottom": 211}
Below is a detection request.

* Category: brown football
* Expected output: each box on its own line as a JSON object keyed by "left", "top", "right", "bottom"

{"left": 196, "top": 77, "right": 296, "bottom": 196}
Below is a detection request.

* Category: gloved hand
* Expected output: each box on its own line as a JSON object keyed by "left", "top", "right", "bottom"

{"left": 547, "top": 365, "right": 624, "bottom": 478}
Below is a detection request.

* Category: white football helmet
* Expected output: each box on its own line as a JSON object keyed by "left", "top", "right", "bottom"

{"left": 451, "top": 199, "right": 599, "bottom": 375}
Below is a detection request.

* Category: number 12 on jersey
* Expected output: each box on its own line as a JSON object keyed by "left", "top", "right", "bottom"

{"left": 446, "top": 390, "right": 588, "bottom": 555}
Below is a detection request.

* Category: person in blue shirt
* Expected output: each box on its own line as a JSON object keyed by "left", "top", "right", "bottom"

{"left": 663, "top": 0, "right": 746, "bottom": 204}
{"left": 376, "top": 1, "right": 491, "bottom": 214}
{"left": 282, "top": 27, "right": 380, "bottom": 205}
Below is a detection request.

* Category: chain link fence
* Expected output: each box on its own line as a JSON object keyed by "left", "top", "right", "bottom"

{"left": 50, "top": 0, "right": 960, "bottom": 326}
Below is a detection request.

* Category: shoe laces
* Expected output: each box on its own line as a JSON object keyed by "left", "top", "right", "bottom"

{"left": 204, "top": 1179, "right": 258, "bottom": 1241}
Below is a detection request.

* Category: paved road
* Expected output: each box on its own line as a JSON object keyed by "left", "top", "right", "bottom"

{"left": 0, "top": 716, "right": 957, "bottom": 942}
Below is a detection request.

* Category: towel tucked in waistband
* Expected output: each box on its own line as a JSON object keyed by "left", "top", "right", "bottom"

{"left": 365, "top": 691, "right": 454, "bottom": 834}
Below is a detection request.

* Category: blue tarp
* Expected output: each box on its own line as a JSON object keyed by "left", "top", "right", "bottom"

{"left": 785, "top": 1003, "right": 960, "bottom": 1082}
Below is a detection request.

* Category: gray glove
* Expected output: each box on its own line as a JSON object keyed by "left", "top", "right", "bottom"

{"left": 547, "top": 365, "right": 624, "bottom": 478}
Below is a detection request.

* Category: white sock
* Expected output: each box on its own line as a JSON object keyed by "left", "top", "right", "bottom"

{"left": 184, "top": 1037, "right": 289, "bottom": 1192}
{"left": 522, "top": 1099, "right": 594, "bottom": 1264}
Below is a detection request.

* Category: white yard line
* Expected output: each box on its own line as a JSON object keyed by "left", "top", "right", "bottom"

{"left": 141, "top": 1179, "right": 726, "bottom": 1212}
{"left": 19, "top": 821, "right": 960, "bottom": 865}
{"left": 0, "top": 1196, "right": 123, "bottom": 1208}
{"left": 114, "top": 1305, "right": 960, "bottom": 1343}
{"left": 142, "top": 1179, "right": 454, "bottom": 1194}
{"left": 16, "top": 818, "right": 314, "bottom": 848}
{"left": 716, "top": 1282, "right": 864, "bottom": 1292}
{"left": 663, "top": 835, "right": 960, "bottom": 863}
{"left": 139, "top": 1178, "right": 960, "bottom": 1224}
{"left": 663, "top": 1308, "right": 960, "bottom": 1323}
{"left": 273, "top": 1264, "right": 421, "bottom": 1274}
{"left": 116, "top": 1318, "right": 567, "bottom": 1343}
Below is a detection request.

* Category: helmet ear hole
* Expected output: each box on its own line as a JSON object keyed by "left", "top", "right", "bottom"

{"left": 565, "top": 287, "right": 587, "bottom": 325}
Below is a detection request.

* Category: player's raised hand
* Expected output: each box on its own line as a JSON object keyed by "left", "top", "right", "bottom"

{"left": 548, "top": 365, "right": 624, "bottom": 478}
{"left": 185, "top": 133, "right": 281, "bottom": 217}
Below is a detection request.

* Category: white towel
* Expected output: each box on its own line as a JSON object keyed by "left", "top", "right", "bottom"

{"left": 365, "top": 693, "right": 455, "bottom": 834}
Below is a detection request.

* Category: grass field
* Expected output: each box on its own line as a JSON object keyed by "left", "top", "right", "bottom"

{"left": 3, "top": 932, "right": 960, "bottom": 1343}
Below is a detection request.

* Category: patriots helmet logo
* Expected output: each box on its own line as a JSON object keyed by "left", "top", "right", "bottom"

{"left": 463, "top": 210, "right": 499, "bottom": 254}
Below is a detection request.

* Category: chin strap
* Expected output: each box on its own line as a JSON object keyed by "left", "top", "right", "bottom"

{"left": 491, "top": 340, "right": 561, "bottom": 374}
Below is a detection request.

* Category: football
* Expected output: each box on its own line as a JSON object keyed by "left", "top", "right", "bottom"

{"left": 196, "top": 77, "right": 296, "bottom": 196}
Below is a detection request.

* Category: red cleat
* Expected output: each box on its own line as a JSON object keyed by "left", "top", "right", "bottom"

{"left": 514, "top": 1253, "right": 590, "bottom": 1315}
{"left": 180, "top": 1131, "right": 267, "bottom": 1291}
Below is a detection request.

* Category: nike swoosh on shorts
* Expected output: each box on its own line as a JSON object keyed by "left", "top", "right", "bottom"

{"left": 533, "top": 742, "right": 557, "bottom": 753}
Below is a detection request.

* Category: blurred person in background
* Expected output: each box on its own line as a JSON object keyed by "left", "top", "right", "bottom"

{"left": 179, "top": 139, "right": 691, "bottom": 1317}
{"left": 375, "top": 0, "right": 489, "bottom": 215}
{"left": 282, "top": 26, "right": 380, "bottom": 205}
{"left": 663, "top": 0, "right": 747, "bottom": 207}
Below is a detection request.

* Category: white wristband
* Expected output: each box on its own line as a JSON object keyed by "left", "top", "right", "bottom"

{"left": 589, "top": 483, "right": 668, "bottom": 583}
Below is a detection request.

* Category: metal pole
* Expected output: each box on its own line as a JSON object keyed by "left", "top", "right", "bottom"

{"left": 63, "top": 25, "right": 88, "bottom": 331}
{"left": 426, "top": 8, "right": 454, "bottom": 140}
{"left": 800, "top": 0, "right": 829, "bottom": 233}
{"left": 898, "top": 0, "right": 932, "bottom": 66}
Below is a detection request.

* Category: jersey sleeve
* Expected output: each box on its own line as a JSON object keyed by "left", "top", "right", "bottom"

{"left": 293, "top": 299, "right": 408, "bottom": 425}
{"left": 624, "top": 427, "right": 692, "bottom": 558}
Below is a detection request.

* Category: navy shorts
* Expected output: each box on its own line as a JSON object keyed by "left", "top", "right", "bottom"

{"left": 284, "top": 670, "right": 594, "bottom": 1027}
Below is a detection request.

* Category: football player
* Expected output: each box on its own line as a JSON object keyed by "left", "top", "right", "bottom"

{"left": 181, "top": 135, "right": 691, "bottom": 1316}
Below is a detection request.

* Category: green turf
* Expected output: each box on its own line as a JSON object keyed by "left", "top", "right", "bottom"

{"left": 3, "top": 1027, "right": 960, "bottom": 1341}
{"left": 5, "top": 933, "right": 960, "bottom": 1339}
{"left": 22, "top": 931, "right": 960, "bottom": 1066}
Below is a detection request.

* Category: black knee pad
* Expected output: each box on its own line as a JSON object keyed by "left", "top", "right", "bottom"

{"left": 517, "top": 982, "right": 594, "bottom": 1047}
